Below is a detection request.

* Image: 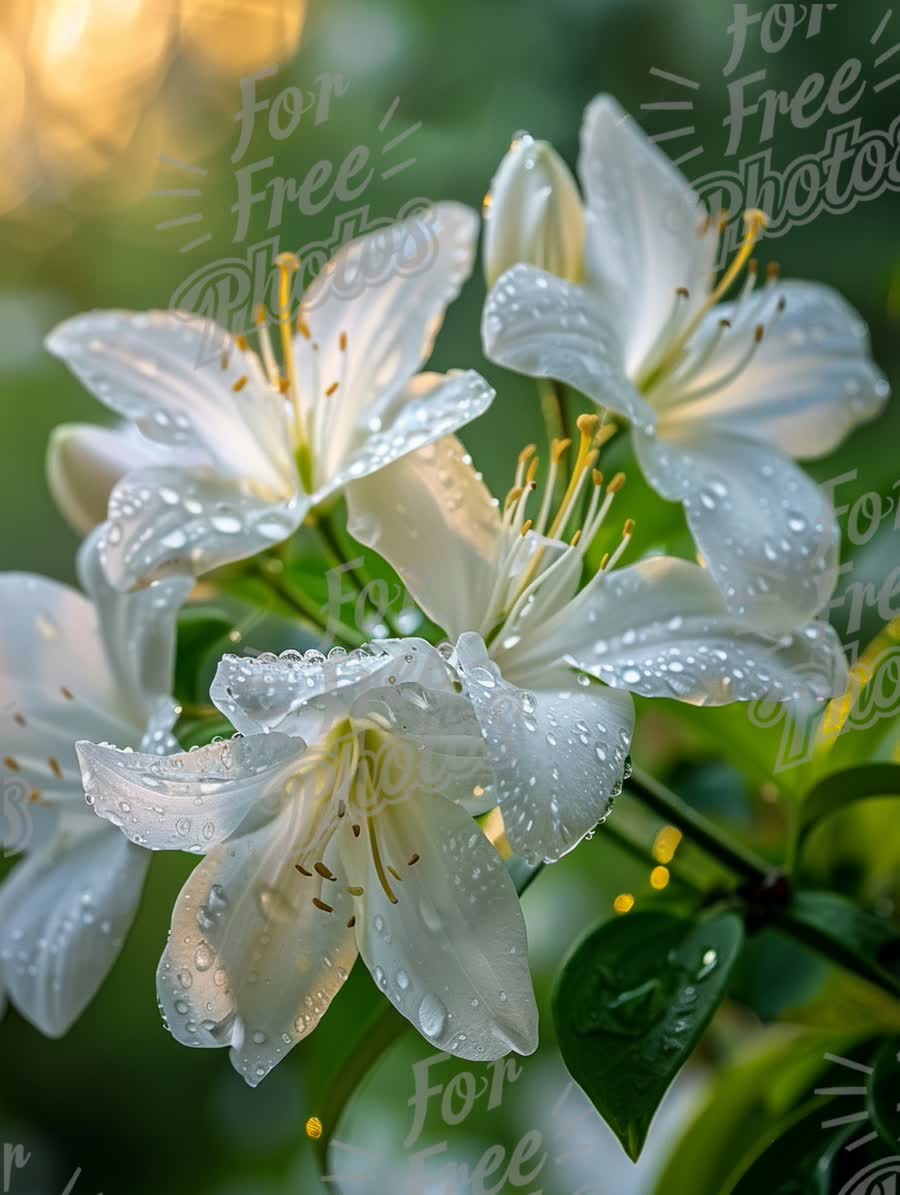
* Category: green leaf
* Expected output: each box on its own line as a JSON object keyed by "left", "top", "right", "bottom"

{"left": 175, "top": 716, "right": 235, "bottom": 750}
{"left": 728, "top": 1097, "right": 854, "bottom": 1195}
{"left": 781, "top": 891, "right": 900, "bottom": 998}
{"left": 867, "top": 1035, "right": 900, "bottom": 1150}
{"left": 174, "top": 607, "right": 236, "bottom": 706}
{"left": 797, "top": 764, "right": 900, "bottom": 853}
{"left": 653, "top": 1029, "right": 862, "bottom": 1195}
{"left": 553, "top": 909, "right": 744, "bottom": 1161}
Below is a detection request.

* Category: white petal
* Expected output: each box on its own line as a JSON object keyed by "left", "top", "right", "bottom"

{"left": 482, "top": 265, "right": 656, "bottom": 431}
{"left": 316, "top": 370, "right": 494, "bottom": 501}
{"left": 77, "top": 527, "right": 189, "bottom": 731}
{"left": 562, "top": 557, "right": 848, "bottom": 705}
{"left": 101, "top": 467, "right": 305, "bottom": 589}
{"left": 296, "top": 203, "right": 481, "bottom": 481}
{"left": 46, "top": 421, "right": 172, "bottom": 536}
{"left": 339, "top": 790, "right": 538, "bottom": 1059}
{"left": 454, "top": 633, "right": 634, "bottom": 863}
{"left": 0, "top": 823, "right": 149, "bottom": 1036}
{"left": 45, "top": 311, "right": 295, "bottom": 491}
{"left": 77, "top": 733, "right": 307, "bottom": 852}
{"left": 660, "top": 282, "right": 890, "bottom": 458}
{"left": 348, "top": 680, "right": 492, "bottom": 810}
{"left": 211, "top": 639, "right": 453, "bottom": 742}
{"left": 634, "top": 426, "right": 839, "bottom": 630}
{"left": 157, "top": 811, "right": 356, "bottom": 1086}
{"left": 346, "top": 436, "right": 502, "bottom": 639}
{"left": 577, "top": 94, "right": 719, "bottom": 374}
{"left": 0, "top": 574, "right": 138, "bottom": 824}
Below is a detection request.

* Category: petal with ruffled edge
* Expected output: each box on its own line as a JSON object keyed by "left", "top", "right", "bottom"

{"left": 346, "top": 436, "right": 502, "bottom": 639}
{"left": 0, "top": 822, "right": 149, "bottom": 1036}
{"left": 453, "top": 632, "right": 635, "bottom": 864}
{"left": 315, "top": 370, "right": 495, "bottom": 504}
{"left": 211, "top": 639, "right": 454, "bottom": 743}
{"left": 0, "top": 573, "right": 139, "bottom": 844}
{"left": 45, "top": 311, "right": 295, "bottom": 492}
{"left": 482, "top": 265, "right": 656, "bottom": 431}
{"left": 100, "top": 466, "right": 306, "bottom": 590}
{"left": 634, "top": 425, "right": 839, "bottom": 631}
{"left": 294, "top": 203, "right": 481, "bottom": 482}
{"left": 77, "top": 732, "right": 307, "bottom": 853}
{"left": 657, "top": 281, "right": 890, "bottom": 459}
{"left": 553, "top": 557, "right": 847, "bottom": 705}
{"left": 339, "top": 786, "right": 538, "bottom": 1060}
{"left": 577, "top": 94, "right": 720, "bottom": 376}
{"left": 77, "top": 527, "right": 190, "bottom": 732}
{"left": 46, "top": 421, "right": 185, "bottom": 536}
{"left": 157, "top": 809, "right": 356, "bottom": 1086}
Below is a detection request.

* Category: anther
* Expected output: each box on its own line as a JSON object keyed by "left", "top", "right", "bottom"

{"left": 325, "top": 382, "right": 339, "bottom": 397}
{"left": 387, "top": 865, "right": 403, "bottom": 882}
{"left": 767, "top": 261, "right": 781, "bottom": 281}
{"left": 408, "top": 853, "right": 420, "bottom": 866}
{"left": 295, "top": 863, "right": 312, "bottom": 877}
{"left": 235, "top": 334, "right": 250, "bottom": 351}
{"left": 48, "top": 757, "right": 63, "bottom": 779}
{"left": 676, "top": 286, "right": 690, "bottom": 299}
{"left": 312, "top": 898, "right": 334, "bottom": 913}
{"left": 551, "top": 437, "right": 572, "bottom": 463}
{"left": 570, "top": 529, "right": 582, "bottom": 547}
{"left": 623, "top": 518, "right": 635, "bottom": 536}
{"left": 314, "top": 862, "right": 336, "bottom": 881}
{"left": 525, "top": 456, "right": 539, "bottom": 485}
{"left": 339, "top": 331, "right": 348, "bottom": 352}
{"left": 521, "top": 519, "right": 534, "bottom": 537}
{"left": 518, "top": 444, "right": 537, "bottom": 466}
{"left": 576, "top": 413, "right": 599, "bottom": 440}
{"left": 346, "top": 886, "right": 364, "bottom": 897}
{"left": 608, "top": 472, "right": 626, "bottom": 494}
{"left": 232, "top": 376, "right": 248, "bottom": 393}
{"left": 600, "top": 552, "right": 610, "bottom": 569}
{"left": 352, "top": 824, "right": 361, "bottom": 837}
{"left": 754, "top": 324, "right": 765, "bottom": 343}
{"left": 297, "top": 318, "right": 312, "bottom": 339}
{"left": 592, "top": 469, "right": 604, "bottom": 487}
{"left": 347, "top": 915, "right": 356, "bottom": 928}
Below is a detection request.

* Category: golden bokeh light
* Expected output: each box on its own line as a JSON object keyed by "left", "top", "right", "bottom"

{"left": 613, "top": 893, "right": 635, "bottom": 915}
{"left": 305, "top": 1116, "right": 323, "bottom": 1140}
{"left": 180, "top": 0, "right": 307, "bottom": 76}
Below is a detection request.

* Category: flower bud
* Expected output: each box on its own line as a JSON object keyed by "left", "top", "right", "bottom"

{"left": 483, "top": 134, "right": 585, "bottom": 287}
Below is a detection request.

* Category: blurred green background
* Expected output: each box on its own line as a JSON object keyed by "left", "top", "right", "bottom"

{"left": 0, "top": 0, "right": 898, "bottom": 1191}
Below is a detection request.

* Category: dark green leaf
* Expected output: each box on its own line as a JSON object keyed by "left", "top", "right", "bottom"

{"left": 652, "top": 1030, "right": 861, "bottom": 1195}
{"left": 867, "top": 1035, "right": 900, "bottom": 1150}
{"left": 174, "top": 607, "right": 236, "bottom": 706}
{"left": 729, "top": 1098, "right": 855, "bottom": 1195}
{"left": 781, "top": 891, "right": 900, "bottom": 998}
{"left": 175, "top": 716, "right": 235, "bottom": 750}
{"left": 553, "top": 909, "right": 744, "bottom": 1161}
{"left": 798, "top": 764, "right": 900, "bottom": 852}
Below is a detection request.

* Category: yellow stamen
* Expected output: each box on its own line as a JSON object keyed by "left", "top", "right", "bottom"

{"left": 276, "top": 251, "right": 306, "bottom": 443}
{"left": 607, "top": 472, "right": 626, "bottom": 494}
{"left": 231, "top": 376, "right": 248, "bottom": 393}
{"left": 368, "top": 816, "right": 398, "bottom": 904}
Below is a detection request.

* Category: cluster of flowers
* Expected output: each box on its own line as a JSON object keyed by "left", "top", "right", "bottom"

{"left": 0, "top": 97, "right": 888, "bottom": 1085}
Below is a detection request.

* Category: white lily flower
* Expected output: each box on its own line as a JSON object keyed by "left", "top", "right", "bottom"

{"left": 482, "top": 96, "right": 890, "bottom": 633}
{"left": 483, "top": 134, "right": 585, "bottom": 288}
{"left": 46, "top": 203, "right": 494, "bottom": 590}
{"left": 0, "top": 530, "right": 189, "bottom": 1036}
{"left": 76, "top": 639, "right": 539, "bottom": 1085}
{"left": 346, "top": 430, "right": 849, "bottom": 864}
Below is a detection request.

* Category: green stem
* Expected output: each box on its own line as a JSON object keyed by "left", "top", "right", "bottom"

{"left": 315, "top": 510, "right": 402, "bottom": 638}
{"left": 626, "top": 765, "right": 770, "bottom": 885}
{"left": 254, "top": 562, "right": 365, "bottom": 648}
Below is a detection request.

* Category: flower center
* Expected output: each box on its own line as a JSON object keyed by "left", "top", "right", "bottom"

{"left": 217, "top": 252, "right": 351, "bottom": 495}
{"left": 636, "top": 208, "right": 785, "bottom": 408}
{"left": 481, "top": 414, "right": 634, "bottom": 649}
